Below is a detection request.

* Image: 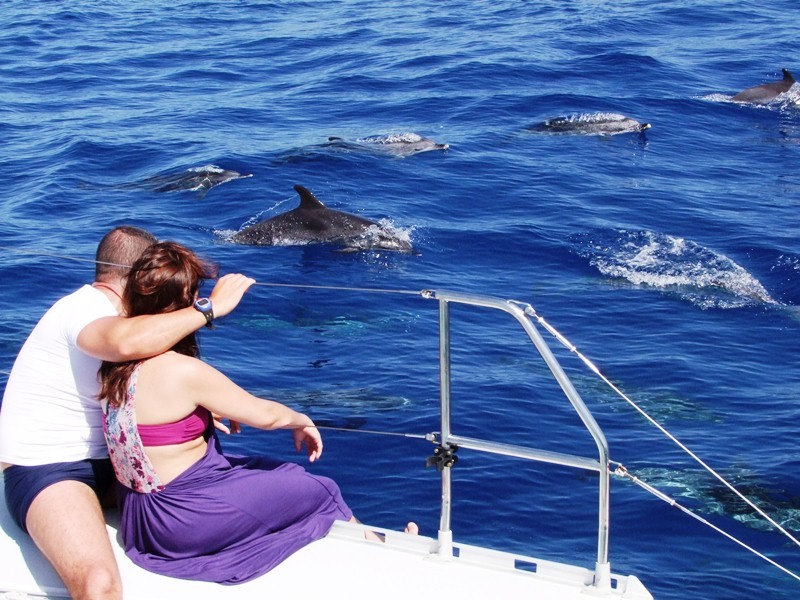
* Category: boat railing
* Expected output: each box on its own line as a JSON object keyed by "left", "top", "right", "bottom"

{"left": 422, "top": 289, "right": 612, "bottom": 591}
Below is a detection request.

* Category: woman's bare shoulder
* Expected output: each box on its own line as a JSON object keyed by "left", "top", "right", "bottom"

{"left": 141, "top": 352, "right": 241, "bottom": 410}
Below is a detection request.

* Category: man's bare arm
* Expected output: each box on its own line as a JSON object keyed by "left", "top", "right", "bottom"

{"left": 77, "top": 273, "right": 255, "bottom": 361}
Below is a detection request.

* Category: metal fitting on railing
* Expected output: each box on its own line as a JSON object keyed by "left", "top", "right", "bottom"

{"left": 426, "top": 444, "right": 459, "bottom": 472}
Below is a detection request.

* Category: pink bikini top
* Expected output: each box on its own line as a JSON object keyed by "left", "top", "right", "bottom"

{"left": 138, "top": 406, "right": 210, "bottom": 446}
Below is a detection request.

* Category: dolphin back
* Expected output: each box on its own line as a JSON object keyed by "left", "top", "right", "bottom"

{"left": 533, "top": 113, "right": 650, "bottom": 135}
{"left": 230, "top": 185, "right": 413, "bottom": 252}
{"left": 732, "top": 68, "right": 797, "bottom": 104}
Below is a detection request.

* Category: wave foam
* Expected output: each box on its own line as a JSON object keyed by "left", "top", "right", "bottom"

{"left": 572, "top": 229, "right": 777, "bottom": 309}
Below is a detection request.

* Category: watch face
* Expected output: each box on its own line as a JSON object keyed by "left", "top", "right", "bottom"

{"left": 195, "top": 298, "right": 211, "bottom": 311}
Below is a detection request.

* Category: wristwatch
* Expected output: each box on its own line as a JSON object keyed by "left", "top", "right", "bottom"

{"left": 193, "top": 297, "right": 215, "bottom": 328}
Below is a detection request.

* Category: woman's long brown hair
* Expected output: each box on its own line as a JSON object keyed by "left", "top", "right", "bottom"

{"left": 99, "top": 241, "right": 217, "bottom": 407}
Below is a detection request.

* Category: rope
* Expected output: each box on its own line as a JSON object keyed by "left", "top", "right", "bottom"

{"left": 317, "top": 425, "right": 436, "bottom": 442}
{"left": 0, "top": 245, "right": 425, "bottom": 297}
{"left": 0, "top": 245, "right": 129, "bottom": 270}
{"left": 250, "top": 281, "right": 424, "bottom": 296}
{"left": 522, "top": 304, "right": 800, "bottom": 551}
{"left": 614, "top": 464, "right": 800, "bottom": 582}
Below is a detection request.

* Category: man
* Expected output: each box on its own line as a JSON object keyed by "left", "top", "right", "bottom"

{"left": 0, "top": 226, "right": 255, "bottom": 600}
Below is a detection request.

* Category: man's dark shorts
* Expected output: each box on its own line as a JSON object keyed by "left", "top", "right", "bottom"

{"left": 3, "top": 459, "right": 115, "bottom": 533}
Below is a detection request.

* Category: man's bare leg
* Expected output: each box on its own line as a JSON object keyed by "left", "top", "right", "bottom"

{"left": 26, "top": 481, "right": 121, "bottom": 600}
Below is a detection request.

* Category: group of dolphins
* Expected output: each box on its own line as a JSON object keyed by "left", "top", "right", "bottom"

{"left": 135, "top": 68, "right": 796, "bottom": 253}
{"left": 136, "top": 133, "right": 449, "bottom": 253}
{"left": 533, "top": 67, "right": 797, "bottom": 136}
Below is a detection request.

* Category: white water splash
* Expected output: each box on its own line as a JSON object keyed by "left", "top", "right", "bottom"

{"left": 552, "top": 112, "right": 631, "bottom": 124}
{"left": 357, "top": 132, "right": 425, "bottom": 144}
{"left": 573, "top": 230, "right": 777, "bottom": 309}
{"left": 347, "top": 220, "right": 414, "bottom": 251}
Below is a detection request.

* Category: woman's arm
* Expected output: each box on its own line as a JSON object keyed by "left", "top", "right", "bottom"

{"left": 176, "top": 356, "right": 323, "bottom": 461}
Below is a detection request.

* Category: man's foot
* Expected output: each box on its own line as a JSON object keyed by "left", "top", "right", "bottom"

{"left": 405, "top": 522, "right": 419, "bottom": 535}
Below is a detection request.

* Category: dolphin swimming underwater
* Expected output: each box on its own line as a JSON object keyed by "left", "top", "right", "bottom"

{"left": 79, "top": 164, "right": 252, "bottom": 199}
{"left": 531, "top": 113, "right": 651, "bottom": 136}
{"left": 326, "top": 132, "right": 449, "bottom": 157}
{"left": 731, "top": 68, "right": 796, "bottom": 104}
{"left": 139, "top": 165, "right": 252, "bottom": 199}
{"left": 230, "top": 185, "right": 414, "bottom": 252}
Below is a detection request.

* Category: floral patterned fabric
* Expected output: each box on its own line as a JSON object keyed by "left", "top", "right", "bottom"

{"left": 103, "top": 364, "right": 164, "bottom": 493}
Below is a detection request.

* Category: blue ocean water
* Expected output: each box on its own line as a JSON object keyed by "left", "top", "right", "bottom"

{"left": 1, "top": 1, "right": 799, "bottom": 597}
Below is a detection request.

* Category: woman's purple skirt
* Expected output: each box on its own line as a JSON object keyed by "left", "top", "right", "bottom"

{"left": 116, "top": 436, "right": 353, "bottom": 584}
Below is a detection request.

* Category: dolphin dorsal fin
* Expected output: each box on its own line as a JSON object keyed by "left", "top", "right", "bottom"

{"left": 294, "top": 185, "right": 326, "bottom": 210}
{"left": 783, "top": 69, "right": 795, "bottom": 83}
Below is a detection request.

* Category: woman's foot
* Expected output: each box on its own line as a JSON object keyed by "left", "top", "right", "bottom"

{"left": 350, "top": 516, "right": 418, "bottom": 541}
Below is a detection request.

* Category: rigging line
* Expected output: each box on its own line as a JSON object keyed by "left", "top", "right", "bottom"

{"left": 522, "top": 304, "right": 800, "bottom": 551}
{"left": 316, "top": 425, "right": 435, "bottom": 441}
{"left": 0, "top": 245, "right": 427, "bottom": 297}
{"left": 250, "top": 281, "right": 424, "bottom": 296}
{"left": 0, "top": 245, "right": 128, "bottom": 269}
{"left": 614, "top": 465, "right": 800, "bottom": 583}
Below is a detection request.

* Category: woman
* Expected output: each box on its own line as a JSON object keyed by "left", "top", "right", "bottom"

{"left": 98, "top": 241, "right": 373, "bottom": 585}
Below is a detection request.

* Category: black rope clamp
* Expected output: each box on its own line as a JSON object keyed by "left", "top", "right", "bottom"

{"left": 426, "top": 443, "right": 459, "bottom": 472}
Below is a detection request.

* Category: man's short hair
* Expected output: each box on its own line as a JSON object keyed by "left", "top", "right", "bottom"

{"left": 95, "top": 226, "right": 158, "bottom": 282}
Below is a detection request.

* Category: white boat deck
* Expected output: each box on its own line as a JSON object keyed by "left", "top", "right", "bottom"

{"left": 0, "top": 485, "right": 652, "bottom": 600}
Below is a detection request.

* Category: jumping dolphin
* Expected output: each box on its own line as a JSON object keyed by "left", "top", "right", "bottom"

{"left": 326, "top": 132, "right": 449, "bottom": 157}
{"left": 731, "top": 68, "right": 796, "bottom": 104}
{"left": 230, "top": 185, "right": 414, "bottom": 252}
{"left": 531, "top": 113, "right": 651, "bottom": 136}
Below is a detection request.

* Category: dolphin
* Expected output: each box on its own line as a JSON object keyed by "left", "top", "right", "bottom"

{"left": 326, "top": 132, "right": 449, "bottom": 157}
{"left": 230, "top": 185, "right": 414, "bottom": 253}
{"left": 138, "top": 164, "right": 252, "bottom": 199}
{"left": 731, "top": 68, "right": 796, "bottom": 104}
{"left": 531, "top": 113, "right": 651, "bottom": 136}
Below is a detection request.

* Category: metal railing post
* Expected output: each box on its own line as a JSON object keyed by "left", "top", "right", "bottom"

{"left": 423, "top": 290, "right": 612, "bottom": 586}
{"left": 436, "top": 298, "right": 454, "bottom": 558}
